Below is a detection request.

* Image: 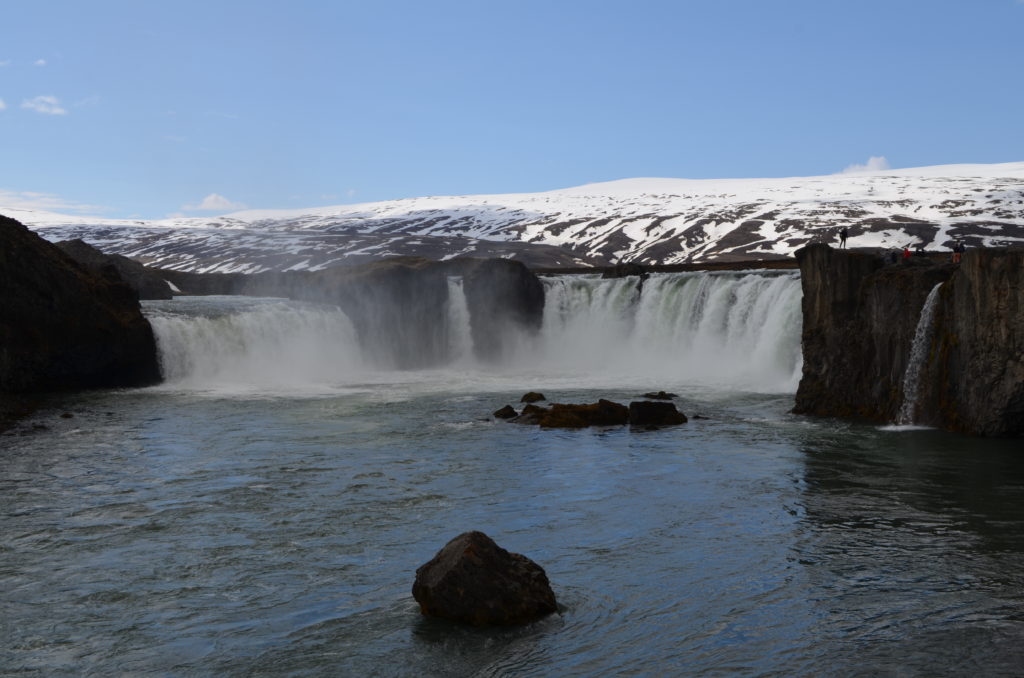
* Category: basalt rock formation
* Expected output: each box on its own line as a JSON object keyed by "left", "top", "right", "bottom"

{"left": 412, "top": 531, "right": 558, "bottom": 626}
{"left": 794, "top": 243, "right": 1023, "bottom": 436}
{"left": 461, "top": 258, "right": 545, "bottom": 362}
{"left": 0, "top": 215, "right": 160, "bottom": 394}
{"left": 56, "top": 238, "right": 174, "bottom": 300}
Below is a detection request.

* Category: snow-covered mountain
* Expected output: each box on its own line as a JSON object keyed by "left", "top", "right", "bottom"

{"left": 8, "top": 162, "right": 1024, "bottom": 273}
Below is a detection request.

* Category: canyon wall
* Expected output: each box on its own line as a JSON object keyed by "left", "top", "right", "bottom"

{"left": 794, "top": 244, "right": 1023, "bottom": 436}
{"left": 0, "top": 215, "right": 160, "bottom": 394}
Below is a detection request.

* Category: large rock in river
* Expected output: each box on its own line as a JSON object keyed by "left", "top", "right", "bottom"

{"left": 0, "top": 215, "right": 160, "bottom": 392}
{"left": 412, "top": 531, "right": 558, "bottom": 626}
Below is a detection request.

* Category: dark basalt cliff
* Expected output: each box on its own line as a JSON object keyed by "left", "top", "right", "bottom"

{"left": 0, "top": 215, "right": 160, "bottom": 394}
{"left": 56, "top": 238, "right": 174, "bottom": 300}
{"left": 794, "top": 244, "right": 1023, "bottom": 436}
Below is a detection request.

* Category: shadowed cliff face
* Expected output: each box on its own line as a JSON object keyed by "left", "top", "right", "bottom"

{"left": 925, "top": 248, "right": 1024, "bottom": 435}
{"left": 56, "top": 238, "right": 174, "bottom": 300}
{"left": 795, "top": 243, "right": 1023, "bottom": 436}
{"left": 0, "top": 215, "right": 160, "bottom": 394}
{"left": 462, "top": 259, "right": 545, "bottom": 362}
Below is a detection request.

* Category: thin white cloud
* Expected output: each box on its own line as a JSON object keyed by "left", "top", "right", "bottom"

{"left": 840, "top": 156, "right": 891, "bottom": 174}
{"left": 182, "top": 193, "right": 247, "bottom": 212}
{"left": 0, "top": 99, "right": 6, "bottom": 111}
{"left": 74, "top": 95, "right": 101, "bottom": 108}
{"left": 0, "top": 59, "right": 11, "bottom": 67}
{"left": 0, "top": 189, "right": 105, "bottom": 213}
{"left": 21, "top": 95, "right": 67, "bottom": 115}
{"left": 33, "top": 58, "right": 47, "bottom": 67}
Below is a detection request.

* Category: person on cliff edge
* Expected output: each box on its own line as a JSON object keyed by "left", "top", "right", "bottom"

{"left": 839, "top": 227, "right": 848, "bottom": 248}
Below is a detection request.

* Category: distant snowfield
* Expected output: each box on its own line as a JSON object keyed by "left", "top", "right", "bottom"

{"left": 6, "top": 161, "right": 1024, "bottom": 273}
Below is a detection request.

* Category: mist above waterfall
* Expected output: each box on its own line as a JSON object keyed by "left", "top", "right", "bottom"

{"left": 145, "top": 296, "right": 363, "bottom": 392}
{"left": 143, "top": 271, "right": 803, "bottom": 394}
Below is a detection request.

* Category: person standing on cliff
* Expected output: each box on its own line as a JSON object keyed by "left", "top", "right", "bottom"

{"left": 902, "top": 245, "right": 911, "bottom": 262}
{"left": 839, "top": 227, "right": 849, "bottom": 248}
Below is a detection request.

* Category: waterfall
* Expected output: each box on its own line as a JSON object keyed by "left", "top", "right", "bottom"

{"left": 525, "top": 271, "right": 803, "bottom": 392}
{"left": 144, "top": 296, "right": 363, "bottom": 389}
{"left": 896, "top": 283, "right": 944, "bottom": 425}
{"left": 445, "top": 277, "right": 474, "bottom": 364}
{"left": 142, "top": 270, "right": 804, "bottom": 394}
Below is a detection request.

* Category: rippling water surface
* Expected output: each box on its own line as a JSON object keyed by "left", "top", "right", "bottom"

{"left": 3, "top": 291, "right": 1024, "bottom": 676}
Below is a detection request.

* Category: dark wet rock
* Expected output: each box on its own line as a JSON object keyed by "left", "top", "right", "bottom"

{"left": 642, "top": 391, "right": 678, "bottom": 400}
{"left": 55, "top": 239, "right": 173, "bottom": 300}
{"left": 520, "top": 391, "right": 546, "bottom": 403}
{"left": 539, "top": 399, "right": 629, "bottom": 428}
{"left": 412, "top": 531, "right": 558, "bottom": 627}
{"left": 0, "top": 214, "right": 160, "bottom": 394}
{"left": 60, "top": 412, "right": 74, "bottom": 419}
{"left": 513, "top": 403, "right": 548, "bottom": 425}
{"left": 602, "top": 262, "right": 650, "bottom": 280}
{"left": 493, "top": 405, "right": 517, "bottom": 419}
{"left": 628, "top": 401, "right": 688, "bottom": 426}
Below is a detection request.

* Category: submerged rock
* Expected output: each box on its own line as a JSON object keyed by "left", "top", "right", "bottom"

{"left": 493, "top": 405, "right": 518, "bottom": 419}
{"left": 642, "top": 391, "right": 678, "bottom": 400}
{"left": 628, "top": 401, "right": 688, "bottom": 427}
{"left": 538, "top": 400, "right": 629, "bottom": 428}
{"left": 412, "top": 531, "right": 558, "bottom": 626}
{"left": 520, "top": 391, "right": 546, "bottom": 403}
{"left": 513, "top": 403, "right": 548, "bottom": 425}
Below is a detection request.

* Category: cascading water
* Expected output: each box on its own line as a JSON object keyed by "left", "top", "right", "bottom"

{"left": 896, "top": 282, "right": 944, "bottom": 425}
{"left": 144, "top": 271, "right": 803, "bottom": 393}
{"left": 525, "top": 271, "right": 804, "bottom": 392}
{"left": 144, "top": 296, "right": 363, "bottom": 390}
{"left": 445, "top": 277, "right": 474, "bottom": 365}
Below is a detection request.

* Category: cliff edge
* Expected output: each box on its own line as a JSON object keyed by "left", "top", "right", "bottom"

{"left": 794, "top": 244, "right": 1023, "bottom": 436}
{"left": 0, "top": 215, "right": 161, "bottom": 395}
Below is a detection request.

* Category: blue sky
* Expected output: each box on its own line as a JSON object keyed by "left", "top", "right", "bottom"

{"left": 1, "top": 0, "right": 1022, "bottom": 219}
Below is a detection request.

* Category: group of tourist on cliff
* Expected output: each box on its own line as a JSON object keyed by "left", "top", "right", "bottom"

{"left": 837, "top": 227, "right": 968, "bottom": 265}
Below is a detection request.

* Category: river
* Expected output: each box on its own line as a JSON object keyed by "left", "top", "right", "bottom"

{"left": 3, "top": 272, "right": 1024, "bottom": 676}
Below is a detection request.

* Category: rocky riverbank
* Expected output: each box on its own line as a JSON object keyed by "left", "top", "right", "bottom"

{"left": 0, "top": 215, "right": 161, "bottom": 431}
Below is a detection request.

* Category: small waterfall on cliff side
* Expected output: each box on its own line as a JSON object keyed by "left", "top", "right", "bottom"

{"left": 144, "top": 297, "right": 363, "bottom": 390}
{"left": 895, "top": 283, "right": 944, "bottom": 425}
{"left": 529, "top": 271, "right": 803, "bottom": 392}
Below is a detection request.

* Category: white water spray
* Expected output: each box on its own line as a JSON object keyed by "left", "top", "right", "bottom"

{"left": 896, "top": 283, "right": 943, "bottom": 425}
{"left": 445, "top": 277, "right": 474, "bottom": 365}
{"left": 144, "top": 271, "right": 804, "bottom": 394}
{"left": 145, "top": 296, "right": 363, "bottom": 390}
{"left": 520, "top": 271, "right": 803, "bottom": 392}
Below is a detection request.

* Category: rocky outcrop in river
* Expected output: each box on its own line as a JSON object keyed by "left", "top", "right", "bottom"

{"left": 412, "top": 531, "right": 558, "bottom": 626}
{"left": 0, "top": 215, "right": 160, "bottom": 394}
{"left": 794, "top": 244, "right": 1023, "bottom": 436}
